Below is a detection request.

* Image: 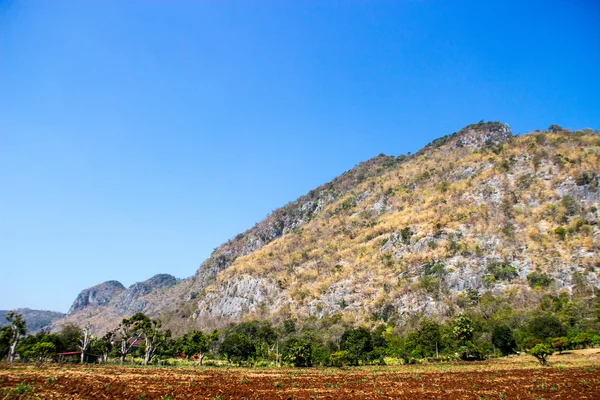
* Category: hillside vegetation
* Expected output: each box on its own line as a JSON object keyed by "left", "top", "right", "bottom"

{"left": 60, "top": 122, "right": 599, "bottom": 336}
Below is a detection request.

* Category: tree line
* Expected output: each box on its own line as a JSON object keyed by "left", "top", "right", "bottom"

{"left": 2, "top": 290, "right": 600, "bottom": 367}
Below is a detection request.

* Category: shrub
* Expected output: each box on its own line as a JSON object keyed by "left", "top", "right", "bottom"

{"left": 486, "top": 261, "right": 518, "bottom": 282}
{"left": 457, "top": 342, "right": 485, "bottom": 361}
{"left": 453, "top": 315, "right": 474, "bottom": 344}
{"left": 551, "top": 337, "right": 570, "bottom": 354}
{"left": 220, "top": 333, "right": 256, "bottom": 364}
{"left": 329, "top": 350, "right": 353, "bottom": 367}
{"left": 554, "top": 226, "right": 567, "bottom": 240}
{"left": 529, "top": 343, "right": 553, "bottom": 366}
{"left": 491, "top": 325, "right": 516, "bottom": 356}
{"left": 527, "top": 272, "right": 554, "bottom": 289}
{"left": 340, "top": 327, "right": 373, "bottom": 365}
{"left": 527, "top": 314, "right": 566, "bottom": 340}
{"left": 283, "top": 338, "right": 313, "bottom": 367}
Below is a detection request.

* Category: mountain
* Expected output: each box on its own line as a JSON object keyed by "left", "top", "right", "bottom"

{"left": 0, "top": 308, "right": 66, "bottom": 333}
{"left": 59, "top": 122, "right": 600, "bottom": 335}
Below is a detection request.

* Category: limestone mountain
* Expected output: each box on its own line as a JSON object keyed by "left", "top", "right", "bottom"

{"left": 0, "top": 308, "right": 65, "bottom": 333}
{"left": 68, "top": 280, "right": 126, "bottom": 314}
{"left": 59, "top": 122, "right": 600, "bottom": 335}
{"left": 58, "top": 274, "right": 177, "bottom": 330}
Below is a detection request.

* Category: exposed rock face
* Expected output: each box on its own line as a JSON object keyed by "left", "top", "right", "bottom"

{"left": 114, "top": 274, "right": 177, "bottom": 313}
{"left": 68, "top": 280, "right": 125, "bottom": 314}
{"left": 54, "top": 122, "right": 600, "bottom": 334}
{"left": 420, "top": 121, "right": 512, "bottom": 153}
{"left": 185, "top": 123, "right": 599, "bottom": 329}
{"left": 0, "top": 308, "right": 65, "bottom": 333}
{"left": 190, "top": 153, "right": 405, "bottom": 295}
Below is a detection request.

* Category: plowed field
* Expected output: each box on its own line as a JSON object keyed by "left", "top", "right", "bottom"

{"left": 2, "top": 351, "right": 600, "bottom": 399}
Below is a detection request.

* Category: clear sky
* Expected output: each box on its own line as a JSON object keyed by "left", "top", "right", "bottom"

{"left": 1, "top": 0, "right": 599, "bottom": 313}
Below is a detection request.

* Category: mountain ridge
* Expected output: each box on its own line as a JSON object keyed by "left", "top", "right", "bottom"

{"left": 48, "top": 122, "right": 600, "bottom": 335}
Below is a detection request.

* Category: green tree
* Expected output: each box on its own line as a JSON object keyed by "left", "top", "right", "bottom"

{"left": 340, "top": 327, "right": 373, "bottom": 365}
{"left": 58, "top": 323, "right": 83, "bottom": 352}
{"left": 220, "top": 333, "right": 256, "bottom": 364}
{"left": 283, "top": 338, "right": 313, "bottom": 367}
{"left": 228, "top": 320, "right": 276, "bottom": 360}
{"left": 551, "top": 337, "right": 569, "bottom": 354}
{"left": 23, "top": 341, "right": 56, "bottom": 367}
{"left": 89, "top": 330, "right": 115, "bottom": 363}
{"left": 491, "top": 325, "right": 516, "bottom": 356}
{"left": 410, "top": 319, "right": 442, "bottom": 358}
{"left": 548, "top": 124, "right": 563, "bottom": 133}
{"left": 116, "top": 318, "right": 140, "bottom": 365}
{"left": 571, "top": 332, "right": 592, "bottom": 349}
{"left": 529, "top": 343, "right": 553, "bottom": 366}
{"left": 127, "top": 313, "right": 170, "bottom": 365}
{"left": 5, "top": 311, "right": 26, "bottom": 362}
{"left": 453, "top": 315, "right": 474, "bottom": 344}
{"left": 329, "top": 350, "right": 353, "bottom": 367}
{"left": 183, "top": 330, "right": 216, "bottom": 365}
{"left": 527, "top": 314, "right": 567, "bottom": 340}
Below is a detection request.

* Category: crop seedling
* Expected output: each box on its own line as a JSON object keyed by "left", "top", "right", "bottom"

{"left": 274, "top": 381, "right": 282, "bottom": 388}
{"left": 13, "top": 383, "right": 34, "bottom": 395}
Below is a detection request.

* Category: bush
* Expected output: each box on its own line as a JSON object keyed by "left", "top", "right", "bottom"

{"left": 551, "top": 337, "right": 570, "bottom": 354}
{"left": 527, "top": 272, "right": 554, "bottom": 289}
{"left": 554, "top": 227, "right": 567, "bottom": 240}
{"left": 491, "top": 325, "right": 516, "bottom": 356}
{"left": 457, "top": 342, "right": 485, "bottom": 361}
{"left": 340, "top": 327, "right": 373, "bottom": 366}
{"left": 283, "top": 338, "right": 312, "bottom": 367}
{"left": 220, "top": 333, "right": 256, "bottom": 364}
{"left": 485, "top": 261, "right": 518, "bottom": 282}
{"left": 311, "top": 343, "right": 331, "bottom": 366}
{"left": 329, "top": 350, "right": 353, "bottom": 367}
{"left": 527, "top": 315, "right": 566, "bottom": 340}
{"left": 529, "top": 343, "right": 553, "bottom": 365}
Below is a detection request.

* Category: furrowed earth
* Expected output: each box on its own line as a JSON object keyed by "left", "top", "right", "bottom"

{"left": 1, "top": 350, "right": 600, "bottom": 399}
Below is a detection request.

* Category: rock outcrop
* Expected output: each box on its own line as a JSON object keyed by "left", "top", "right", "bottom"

{"left": 114, "top": 274, "right": 177, "bottom": 313}
{"left": 68, "top": 280, "right": 125, "bottom": 314}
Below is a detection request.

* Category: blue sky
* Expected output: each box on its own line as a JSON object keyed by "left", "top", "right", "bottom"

{"left": 1, "top": 0, "right": 599, "bottom": 313}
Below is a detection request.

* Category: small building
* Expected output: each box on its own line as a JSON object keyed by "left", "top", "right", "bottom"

{"left": 56, "top": 351, "right": 100, "bottom": 364}
{"left": 127, "top": 337, "right": 145, "bottom": 355}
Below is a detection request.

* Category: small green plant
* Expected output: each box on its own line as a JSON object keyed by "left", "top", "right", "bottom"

{"left": 527, "top": 272, "right": 553, "bottom": 289}
{"left": 530, "top": 343, "right": 554, "bottom": 366}
{"left": 13, "top": 383, "right": 34, "bottom": 395}
{"left": 274, "top": 381, "right": 282, "bottom": 388}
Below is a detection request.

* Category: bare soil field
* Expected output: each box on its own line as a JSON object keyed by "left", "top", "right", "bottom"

{"left": 1, "top": 350, "right": 599, "bottom": 399}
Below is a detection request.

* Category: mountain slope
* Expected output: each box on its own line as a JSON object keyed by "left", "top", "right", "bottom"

{"left": 182, "top": 122, "right": 599, "bottom": 329}
{"left": 0, "top": 308, "right": 66, "bottom": 333}
{"left": 62, "top": 122, "right": 600, "bottom": 335}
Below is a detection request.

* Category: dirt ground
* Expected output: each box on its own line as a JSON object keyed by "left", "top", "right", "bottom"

{"left": 1, "top": 349, "right": 599, "bottom": 399}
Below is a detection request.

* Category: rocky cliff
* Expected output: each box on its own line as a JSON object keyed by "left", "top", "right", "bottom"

{"left": 57, "top": 122, "right": 600, "bottom": 335}
{"left": 58, "top": 274, "right": 177, "bottom": 333}
{"left": 68, "top": 280, "right": 126, "bottom": 314}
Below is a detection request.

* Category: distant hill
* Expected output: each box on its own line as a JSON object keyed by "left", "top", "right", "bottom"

{"left": 0, "top": 308, "right": 65, "bottom": 333}
{"left": 54, "top": 122, "right": 600, "bottom": 335}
